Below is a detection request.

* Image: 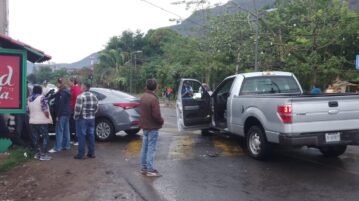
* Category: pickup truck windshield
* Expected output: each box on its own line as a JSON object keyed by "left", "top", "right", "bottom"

{"left": 240, "top": 76, "right": 301, "bottom": 95}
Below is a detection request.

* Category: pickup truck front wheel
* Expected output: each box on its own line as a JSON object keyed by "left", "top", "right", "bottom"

{"left": 319, "top": 145, "right": 347, "bottom": 157}
{"left": 246, "top": 126, "right": 271, "bottom": 160}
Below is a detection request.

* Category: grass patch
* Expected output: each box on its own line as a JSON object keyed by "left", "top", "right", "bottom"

{"left": 0, "top": 148, "right": 32, "bottom": 173}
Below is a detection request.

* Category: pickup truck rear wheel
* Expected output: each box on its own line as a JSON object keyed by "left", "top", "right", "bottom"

{"left": 246, "top": 126, "right": 271, "bottom": 160}
{"left": 319, "top": 145, "right": 347, "bottom": 157}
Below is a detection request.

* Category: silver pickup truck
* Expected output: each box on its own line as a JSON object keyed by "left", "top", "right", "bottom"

{"left": 176, "top": 71, "right": 359, "bottom": 159}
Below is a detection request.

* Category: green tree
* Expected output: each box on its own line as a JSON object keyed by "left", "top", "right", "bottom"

{"left": 95, "top": 30, "right": 146, "bottom": 91}
{"left": 36, "top": 66, "right": 53, "bottom": 83}
{"left": 52, "top": 69, "right": 69, "bottom": 81}
{"left": 262, "top": 0, "right": 359, "bottom": 89}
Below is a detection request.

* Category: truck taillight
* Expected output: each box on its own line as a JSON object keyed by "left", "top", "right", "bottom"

{"left": 113, "top": 103, "right": 140, "bottom": 110}
{"left": 277, "top": 105, "right": 292, "bottom": 124}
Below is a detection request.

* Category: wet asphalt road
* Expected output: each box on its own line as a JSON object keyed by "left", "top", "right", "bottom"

{"left": 96, "top": 106, "right": 359, "bottom": 201}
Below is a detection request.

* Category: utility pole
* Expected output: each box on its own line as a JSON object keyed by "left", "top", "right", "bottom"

{"left": 0, "top": 0, "right": 9, "bottom": 35}
{"left": 254, "top": 15, "right": 259, "bottom": 72}
{"left": 130, "top": 51, "right": 142, "bottom": 94}
{"left": 253, "top": 0, "right": 259, "bottom": 72}
{"left": 230, "top": 0, "right": 277, "bottom": 72}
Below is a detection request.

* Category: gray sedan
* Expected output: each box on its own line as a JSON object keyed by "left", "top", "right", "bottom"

{"left": 90, "top": 88, "right": 141, "bottom": 141}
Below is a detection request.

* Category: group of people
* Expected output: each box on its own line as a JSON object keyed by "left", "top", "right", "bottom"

{"left": 1, "top": 78, "right": 163, "bottom": 177}
{"left": 0, "top": 77, "right": 99, "bottom": 161}
{"left": 33, "top": 78, "right": 99, "bottom": 160}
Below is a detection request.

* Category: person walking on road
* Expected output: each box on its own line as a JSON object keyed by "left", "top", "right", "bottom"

{"left": 73, "top": 83, "right": 98, "bottom": 160}
{"left": 69, "top": 77, "right": 81, "bottom": 146}
{"left": 139, "top": 79, "right": 164, "bottom": 177}
{"left": 49, "top": 78, "right": 72, "bottom": 153}
{"left": 27, "top": 85, "right": 53, "bottom": 161}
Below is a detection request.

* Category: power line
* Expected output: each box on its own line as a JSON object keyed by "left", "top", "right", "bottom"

{"left": 139, "top": 0, "right": 183, "bottom": 19}
{"left": 138, "top": 0, "right": 204, "bottom": 26}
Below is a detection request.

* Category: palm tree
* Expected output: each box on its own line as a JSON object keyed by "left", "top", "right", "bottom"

{"left": 95, "top": 49, "right": 129, "bottom": 90}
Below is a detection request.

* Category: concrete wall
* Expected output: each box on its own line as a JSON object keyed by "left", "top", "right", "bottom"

{"left": 0, "top": 0, "right": 9, "bottom": 35}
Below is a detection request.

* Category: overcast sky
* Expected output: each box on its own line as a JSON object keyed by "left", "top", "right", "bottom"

{"left": 9, "top": 0, "right": 228, "bottom": 63}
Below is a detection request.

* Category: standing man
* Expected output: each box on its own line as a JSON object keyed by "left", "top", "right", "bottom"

{"left": 73, "top": 83, "right": 98, "bottom": 159}
{"left": 139, "top": 79, "right": 164, "bottom": 177}
{"left": 49, "top": 78, "right": 71, "bottom": 153}
{"left": 69, "top": 77, "right": 81, "bottom": 146}
{"left": 28, "top": 85, "right": 53, "bottom": 161}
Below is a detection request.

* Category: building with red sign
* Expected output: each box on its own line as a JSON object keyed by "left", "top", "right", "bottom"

{"left": 0, "top": 33, "right": 51, "bottom": 113}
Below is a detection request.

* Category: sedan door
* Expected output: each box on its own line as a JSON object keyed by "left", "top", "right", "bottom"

{"left": 176, "top": 79, "right": 211, "bottom": 131}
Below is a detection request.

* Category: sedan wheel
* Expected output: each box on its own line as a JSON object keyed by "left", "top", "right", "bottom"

{"left": 95, "top": 119, "right": 114, "bottom": 142}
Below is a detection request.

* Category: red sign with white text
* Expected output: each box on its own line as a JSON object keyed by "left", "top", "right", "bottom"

{"left": 0, "top": 55, "right": 21, "bottom": 109}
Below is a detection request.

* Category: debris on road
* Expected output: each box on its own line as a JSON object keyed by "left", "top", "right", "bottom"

{"left": 206, "top": 152, "right": 221, "bottom": 158}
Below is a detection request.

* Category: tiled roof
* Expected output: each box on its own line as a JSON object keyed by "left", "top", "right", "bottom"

{"left": 0, "top": 33, "right": 51, "bottom": 63}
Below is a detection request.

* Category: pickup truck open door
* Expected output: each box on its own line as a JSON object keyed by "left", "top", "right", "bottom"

{"left": 176, "top": 79, "right": 211, "bottom": 131}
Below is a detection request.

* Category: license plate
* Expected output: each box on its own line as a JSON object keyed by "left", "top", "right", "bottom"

{"left": 325, "top": 132, "right": 341, "bottom": 143}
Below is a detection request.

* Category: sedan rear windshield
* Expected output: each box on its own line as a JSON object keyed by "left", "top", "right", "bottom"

{"left": 110, "top": 90, "right": 136, "bottom": 99}
{"left": 240, "top": 76, "right": 301, "bottom": 95}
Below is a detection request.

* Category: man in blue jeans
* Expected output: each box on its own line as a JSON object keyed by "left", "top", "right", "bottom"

{"left": 73, "top": 82, "right": 98, "bottom": 159}
{"left": 139, "top": 79, "right": 164, "bottom": 177}
{"left": 49, "top": 78, "right": 71, "bottom": 153}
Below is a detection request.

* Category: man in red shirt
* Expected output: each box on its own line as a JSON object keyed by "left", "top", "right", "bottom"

{"left": 69, "top": 77, "right": 82, "bottom": 145}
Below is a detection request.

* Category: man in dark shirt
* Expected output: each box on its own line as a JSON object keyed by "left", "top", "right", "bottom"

{"left": 139, "top": 79, "right": 164, "bottom": 177}
{"left": 49, "top": 78, "right": 71, "bottom": 153}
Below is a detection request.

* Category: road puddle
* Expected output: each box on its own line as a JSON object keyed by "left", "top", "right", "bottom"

{"left": 168, "top": 135, "right": 195, "bottom": 160}
{"left": 212, "top": 137, "right": 244, "bottom": 156}
{"left": 123, "top": 138, "right": 142, "bottom": 157}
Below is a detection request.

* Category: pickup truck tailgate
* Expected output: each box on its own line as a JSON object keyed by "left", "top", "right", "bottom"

{"left": 291, "top": 95, "right": 359, "bottom": 133}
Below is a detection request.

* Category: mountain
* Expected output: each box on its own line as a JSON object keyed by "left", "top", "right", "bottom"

{"left": 170, "top": 0, "right": 276, "bottom": 36}
{"left": 32, "top": 52, "right": 99, "bottom": 73}
{"left": 51, "top": 52, "right": 99, "bottom": 70}
{"left": 170, "top": 0, "right": 359, "bottom": 36}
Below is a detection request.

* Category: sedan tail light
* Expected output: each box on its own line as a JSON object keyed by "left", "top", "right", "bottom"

{"left": 131, "top": 120, "right": 140, "bottom": 125}
{"left": 113, "top": 103, "right": 140, "bottom": 110}
{"left": 277, "top": 105, "right": 292, "bottom": 124}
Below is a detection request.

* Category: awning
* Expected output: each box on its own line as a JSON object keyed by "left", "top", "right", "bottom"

{"left": 0, "top": 33, "right": 51, "bottom": 63}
